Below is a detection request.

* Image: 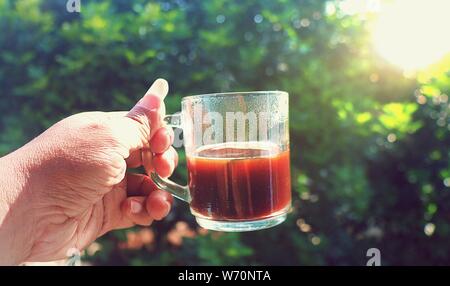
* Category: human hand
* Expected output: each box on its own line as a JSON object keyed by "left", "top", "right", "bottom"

{"left": 0, "top": 79, "right": 177, "bottom": 264}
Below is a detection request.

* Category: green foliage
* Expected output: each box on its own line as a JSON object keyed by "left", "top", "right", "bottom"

{"left": 1, "top": 0, "right": 449, "bottom": 265}
{"left": 187, "top": 233, "right": 254, "bottom": 265}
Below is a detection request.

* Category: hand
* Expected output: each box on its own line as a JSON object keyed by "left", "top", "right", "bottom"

{"left": 0, "top": 79, "right": 177, "bottom": 264}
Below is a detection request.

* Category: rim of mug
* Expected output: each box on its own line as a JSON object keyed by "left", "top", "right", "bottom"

{"left": 181, "top": 90, "right": 288, "bottom": 102}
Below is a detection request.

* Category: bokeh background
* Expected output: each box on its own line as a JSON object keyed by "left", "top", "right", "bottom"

{"left": 1, "top": 0, "right": 450, "bottom": 265}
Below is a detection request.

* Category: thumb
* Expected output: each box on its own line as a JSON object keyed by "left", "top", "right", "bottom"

{"left": 128, "top": 78, "right": 169, "bottom": 127}
{"left": 115, "top": 79, "right": 169, "bottom": 152}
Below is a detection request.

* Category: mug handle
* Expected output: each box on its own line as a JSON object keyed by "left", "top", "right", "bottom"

{"left": 150, "top": 114, "right": 191, "bottom": 203}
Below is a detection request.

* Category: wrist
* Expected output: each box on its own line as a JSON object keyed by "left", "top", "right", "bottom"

{"left": 0, "top": 143, "right": 44, "bottom": 265}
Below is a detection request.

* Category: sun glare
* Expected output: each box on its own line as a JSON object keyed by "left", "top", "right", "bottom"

{"left": 372, "top": 0, "right": 450, "bottom": 71}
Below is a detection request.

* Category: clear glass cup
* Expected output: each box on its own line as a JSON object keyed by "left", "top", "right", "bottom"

{"left": 151, "top": 91, "right": 291, "bottom": 232}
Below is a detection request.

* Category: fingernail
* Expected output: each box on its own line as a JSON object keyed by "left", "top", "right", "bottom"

{"left": 155, "top": 200, "right": 171, "bottom": 220}
{"left": 130, "top": 200, "right": 143, "bottom": 214}
{"left": 146, "top": 78, "right": 169, "bottom": 99}
{"left": 162, "top": 201, "right": 171, "bottom": 218}
{"left": 163, "top": 200, "right": 171, "bottom": 215}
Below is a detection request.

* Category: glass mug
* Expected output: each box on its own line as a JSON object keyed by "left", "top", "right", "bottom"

{"left": 151, "top": 91, "right": 291, "bottom": 232}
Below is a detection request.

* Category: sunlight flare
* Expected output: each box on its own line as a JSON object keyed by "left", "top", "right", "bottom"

{"left": 372, "top": 0, "right": 450, "bottom": 71}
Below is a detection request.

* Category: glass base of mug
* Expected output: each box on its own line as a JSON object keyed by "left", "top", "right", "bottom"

{"left": 195, "top": 213, "right": 287, "bottom": 232}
